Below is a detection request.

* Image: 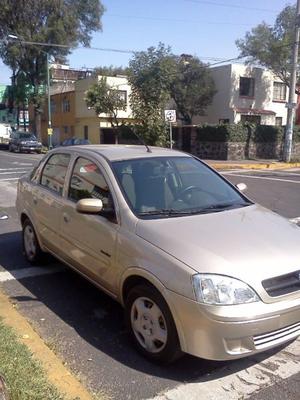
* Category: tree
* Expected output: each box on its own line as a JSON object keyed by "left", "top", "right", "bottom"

{"left": 128, "top": 43, "right": 216, "bottom": 146}
{"left": 169, "top": 55, "right": 216, "bottom": 125}
{"left": 128, "top": 43, "right": 175, "bottom": 146}
{"left": 94, "top": 65, "right": 129, "bottom": 76}
{"left": 236, "top": 5, "right": 296, "bottom": 88}
{"left": 0, "top": 0, "right": 105, "bottom": 139}
{"left": 85, "top": 77, "right": 127, "bottom": 143}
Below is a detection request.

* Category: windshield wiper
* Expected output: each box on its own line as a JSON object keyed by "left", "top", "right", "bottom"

{"left": 138, "top": 209, "right": 196, "bottom": 217}
{"left": 199, "top": 202, "right": 250, "bottom": 213}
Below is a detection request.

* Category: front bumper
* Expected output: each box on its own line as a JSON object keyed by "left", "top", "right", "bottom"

{"left": 20, "top": 146, "right": 41, "bottom": 152}
{"left": 167, "top": 290, "right": 300, "bottom": 360}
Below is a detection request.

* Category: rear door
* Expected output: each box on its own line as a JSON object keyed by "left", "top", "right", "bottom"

{"left": 31, "top": 152, "right": 71, "bottom": 255}
{"left": 60, "top": 156, "right": 120, "bottom": 292}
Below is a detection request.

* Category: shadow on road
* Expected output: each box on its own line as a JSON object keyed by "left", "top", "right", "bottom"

{"left": 0, "top": 230, "right": 290, "bottom": 397}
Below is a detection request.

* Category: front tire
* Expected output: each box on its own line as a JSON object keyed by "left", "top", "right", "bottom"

{"left": 125, "top": 284, "right": 182, "bottom": 364}
{"left": 22, "top": 219, "right": 45, "bottom": 264}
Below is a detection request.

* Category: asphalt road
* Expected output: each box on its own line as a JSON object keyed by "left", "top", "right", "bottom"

{"left": 0, "top": 149, "right": 300, "bottom": 400}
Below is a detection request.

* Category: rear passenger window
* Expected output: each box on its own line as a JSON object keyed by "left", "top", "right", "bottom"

{"left": 40, "top": 153, "right": 70, "bottom": 195}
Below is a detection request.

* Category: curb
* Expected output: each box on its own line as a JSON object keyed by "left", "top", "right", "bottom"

{"left": 0, "top": 290, "right": 95, "bottom": 400}
{"left": 208, "top": 162, "right": 300, "bottom": 171}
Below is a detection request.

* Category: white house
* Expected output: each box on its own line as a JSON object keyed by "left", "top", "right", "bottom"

{"left": 194, "top": 64, "right": 289, "bottom": 126}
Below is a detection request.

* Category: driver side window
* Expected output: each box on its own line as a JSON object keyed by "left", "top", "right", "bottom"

{"left": 68, "top": 157, "right": 114, "bottom": 211}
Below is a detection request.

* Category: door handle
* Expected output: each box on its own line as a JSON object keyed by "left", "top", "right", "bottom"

{"left": 63, "top": 213, "right": 70, "bottom": 223}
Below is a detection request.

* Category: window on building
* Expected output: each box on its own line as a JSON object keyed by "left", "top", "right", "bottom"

{"left": 117, "top": 90, "right": 127, "bottom": 105}
{"left": 84, "top": 125, "right": 89, "bottom": 140}
{"left": 240, "top": 115, "right": 261, "bottom": 124}
{"left": 239, "top": 77, "right": 255, "bottom": 97}
{"left": 64, "top": 126, "right": 68, "bottom": 134}
{"left": 62, "top": 97, "right": 70, "bottom": 112}
{"left": 275, "top": 117, "right": 283, "bottom": 126}
{"left": 40, "top": 153, "right": 70, "bottom": 195}
{"left": 273, "top": 82, "right": 287, "bottom": 101}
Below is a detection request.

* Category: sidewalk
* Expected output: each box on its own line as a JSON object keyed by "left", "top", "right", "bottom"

{"left": 0, "top": 289, "right": 94, "bottom": 400}
{"left": 205, "top": 159, "right": 300, "bottom": 170}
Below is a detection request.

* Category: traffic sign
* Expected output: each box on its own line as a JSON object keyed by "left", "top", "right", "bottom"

{"left": 164, "top": 110, "right": 176, "bottom": 123}
{"left": 47, "top": 128, "right": 53, "bottom": 136}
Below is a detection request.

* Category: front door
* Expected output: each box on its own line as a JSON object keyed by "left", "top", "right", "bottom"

{"left": 60, "top": 156, "right": 119, "bottom": 293}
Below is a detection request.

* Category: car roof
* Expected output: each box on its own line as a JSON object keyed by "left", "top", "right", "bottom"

{"left": 51, "top": 144, "right": 191, "bottom": 162}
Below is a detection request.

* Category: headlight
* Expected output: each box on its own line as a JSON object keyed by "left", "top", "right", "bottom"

{"left": 192, "top": 274, "right": 260, "bottom": 305}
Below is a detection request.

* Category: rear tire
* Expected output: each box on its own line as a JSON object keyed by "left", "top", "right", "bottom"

{"left": 125, "top": 284, "right": 182, "bottom": 364}
{"left": 22, "top": 219, "right": 45, "bottom": 264}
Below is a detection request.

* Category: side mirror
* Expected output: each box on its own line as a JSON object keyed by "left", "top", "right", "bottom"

{"left": 236, "top": 182, "right": 247, "bottom": 192}
{"left": 76, "top": 198, "right": 103, "bottom": 214}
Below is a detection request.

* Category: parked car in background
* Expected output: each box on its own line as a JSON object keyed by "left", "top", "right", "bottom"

{"left": 61, "top": 137, "right": 90, "bottom": 146}
{"left": 9, "top": 132, "right": 42, "bottom": 153}
{"left": 0, "top": 123, "right": 12, "bottom": 148}
{"left": 16, "top": 145, "right": 300, "bottom": 364}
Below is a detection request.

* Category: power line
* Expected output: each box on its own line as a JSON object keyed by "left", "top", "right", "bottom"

{"left": 5, "top": 39, "right": 135, "bottom": 54}
{"left": 106, "top": 13, "right": 254, "bottom": 26}
{"left": 184, "top": 0, "right": 278, "bottom": 13}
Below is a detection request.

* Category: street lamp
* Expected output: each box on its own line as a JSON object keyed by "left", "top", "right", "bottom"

{"left": 8, "top": 34, "right": 52, "bottom": 149}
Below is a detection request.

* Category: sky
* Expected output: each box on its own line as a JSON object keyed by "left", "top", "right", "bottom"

{"left": 0, "top": 0, "right": 292, "bottom": 85}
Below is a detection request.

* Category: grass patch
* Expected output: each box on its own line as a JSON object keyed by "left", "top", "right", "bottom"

{"left": 0, "top": 320, "right": 65, "bottom": 400}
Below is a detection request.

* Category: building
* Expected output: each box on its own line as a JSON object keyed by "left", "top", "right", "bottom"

{"left": 194, "top": 64, "right": 289, "bottom": 126}
{"left": 75, "top": 75, "right": 133, "bottom": 144}
{"left": 40, "top": 90, "right": 76, "bottom": 146}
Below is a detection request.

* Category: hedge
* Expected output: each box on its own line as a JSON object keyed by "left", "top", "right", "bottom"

{"left": 196, "top": 123, "right": 300, "bottom": 143}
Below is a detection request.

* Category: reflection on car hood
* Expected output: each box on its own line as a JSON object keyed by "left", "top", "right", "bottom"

{"left": 136, "top": 204, "right": 300, "bottom": 284}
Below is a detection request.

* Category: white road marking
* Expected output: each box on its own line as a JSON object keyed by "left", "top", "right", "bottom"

{"left": 0, "top": 167, "right": 31, "bottom": 171}
{"left": 0, "top": 178, "right": 20, "bottom": 181}
{"left": 223, "top": 173, "right": 300, "bottom": 184}
{"left": 150, "top": 338, "right": 300, "bottom": 400}
{"left": 0, "top": 171, "right": 27, "bottom": 175}
{"left": 0, "top": 266, "right": 63, "bottom": 282}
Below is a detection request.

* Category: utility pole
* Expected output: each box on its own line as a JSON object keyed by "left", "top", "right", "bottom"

{"left": 46, "top": 52, "right": 52, "bottom": 149}
{"left": 284, "top": 0, "right": 300, "bottom": 162}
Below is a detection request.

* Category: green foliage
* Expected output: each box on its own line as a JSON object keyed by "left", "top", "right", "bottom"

{"left": 128, "top": 43, "right": 173, "bottom": 146}
{"left": 85, "top": 77, "right": 127, "bottom": 127}
{"left": 94, "top": 65, "right": 129, "bottom": 76}
{"left": 128, "top": 43, "right": 215, "bottom": 146}
{"left": 169, "top": 56, "right": 216, "bottom": 124}
{"left": 196, "top": 124, "right": 287, "bottom": 143}
{"left": 0, "top": 0, "right": 105, "bottom": 136}
{"left": 197, "top": 123, "right": 248, "bottom": 142}
{"left": 0, "top": 320, "right": 64, "bottom": 400}
{"left": 236, "top": 5, "right": 296, "bottom": 86}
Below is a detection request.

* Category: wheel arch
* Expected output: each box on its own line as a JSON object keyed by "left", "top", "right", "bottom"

{"left": 120, "top": 268, "right": 187, "bottom": 352}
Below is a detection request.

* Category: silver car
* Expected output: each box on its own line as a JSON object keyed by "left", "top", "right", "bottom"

{"left": 16, "top": 145, "right": 300, "bottom": 364}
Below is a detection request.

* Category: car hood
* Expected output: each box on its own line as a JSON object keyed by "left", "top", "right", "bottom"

{"left": 136, "top": 204, "right": 300, "bottom": 288}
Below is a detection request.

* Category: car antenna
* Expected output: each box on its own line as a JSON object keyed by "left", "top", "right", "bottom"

{"left": 132, "top": 129, "right": 152, "bottom": 153}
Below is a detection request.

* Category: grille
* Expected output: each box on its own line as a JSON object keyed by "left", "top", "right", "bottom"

{"left": 253, "top": 322, "right": 300, "bottom": 349}
{"left": 262, "top": 270, "right": 300, "bottom": 297}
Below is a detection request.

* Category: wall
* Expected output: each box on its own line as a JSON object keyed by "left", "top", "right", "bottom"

{"left": 40, "top": 91, "right": 76, "bottom": 146}
{"left": 174, "top": 127, "right": 300, "bottom": 160}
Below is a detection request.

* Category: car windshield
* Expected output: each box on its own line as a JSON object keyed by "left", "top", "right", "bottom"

{"left": 18, "top": 133, "right": 37, "bottom": 140}
{"left": 112, "top": 156, "right": 252, "bottom": 218}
